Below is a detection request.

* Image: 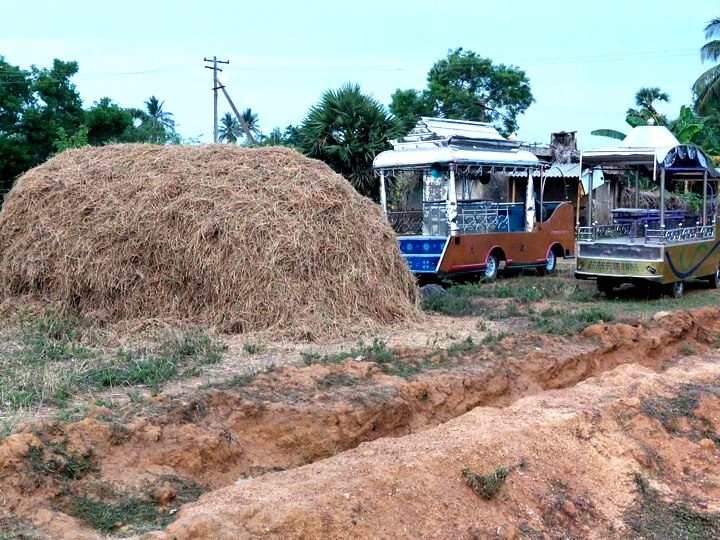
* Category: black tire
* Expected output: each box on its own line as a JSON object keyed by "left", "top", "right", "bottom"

{"left": 597, "top": 277, "right": 614, "bottom": 295}
{"left": 483, "top": 253, "right": 499, "bottom": 282}
{"left": 538, "top": 249, "right": 557, "bottom": 276}
{"left": 707, "top": 268, "right": 720, "bottom": 289}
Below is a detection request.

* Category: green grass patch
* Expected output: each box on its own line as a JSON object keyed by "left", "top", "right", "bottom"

{"left": 531, "top": 306, "right": 614, "bottom": 335}
{"left": 317, "top": 373, "right": 359, "bottom": 388}
{"left": 25, "top": 438, "right": 94, "bottom": 480}
{"left": 1, "top": 318, "right": 227, "bottom": 410}
{"left": 640, "top": 381, "right": 720, "bottom": 440}
{"left": 625, "top": 479, "right": 720, "bottom": 539}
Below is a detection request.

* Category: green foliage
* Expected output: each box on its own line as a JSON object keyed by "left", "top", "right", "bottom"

{"left": 243, "top": 341, "right": 264, "bottom": 354}
{"left": 462, "top": 466, "right": 509, "bottom": 500}
{"left": 1, "top": 313, "right": 227, "bottom": 410}
{"left": 694, "top": 17, "right": 720, "bottom": 116}
{"left": 390, "top": 48, "right": 534, "bottom": 135}
{"left": 85, "top": 97, "right": 135, "bottom": 145}
{"left": 70, "top": 495, "right": 161, "bottom": 532}
{"left": 298, "top": 83, "right": 402, "bottom": 198}
{"left": 218, "top": 112, "right": 241, "bottom": 143}
{"left": 54, "top": 124, "right": 89, "bottom": 152}
{"left": 0, "top": 56, "right": 186, "bottom": 195}
{"left": 258, "top": 125, "right": 301, "bottom": 148}
{"left": 531, "top": 306, "right": 613, "bottom": 335}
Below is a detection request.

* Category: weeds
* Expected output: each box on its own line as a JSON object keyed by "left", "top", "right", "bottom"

{"left": 70, "top": 495, "right": 161, "bottom": 533}
{"left": 25, "top": 439, "right": 94, "bottom": 480}
{"left": 625, "top": 475, "right": 720, "bottom": 538}
{"left": 1, "top": 316, "right": 228, "bottom": 410}
{"left": 462, "top": 466, "right": 509, "bottom": 500}
{"left": 531, "top": 306, "right": 613, "bottom": 335}
{"left": 640, "top": 381, "right": 720, "bottom": 439}
{"left": 243, "top": 341, "right": 264, "bottom": 355}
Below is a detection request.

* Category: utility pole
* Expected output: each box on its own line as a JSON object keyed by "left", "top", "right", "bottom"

{"left": 203, "top": 56, "right": 257, "bottom": 146}
{"left": 219, "top": 85, "right": 256, "bottom": 146}
{"left": 203, "top": 56, "right": 229, "bottom": 143}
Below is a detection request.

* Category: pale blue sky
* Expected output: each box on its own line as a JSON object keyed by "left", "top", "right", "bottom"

{"left": 1, "top": 0, "right": 717, "bottom": 149}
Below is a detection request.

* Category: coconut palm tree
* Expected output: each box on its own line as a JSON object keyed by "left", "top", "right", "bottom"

{"left": 298, "top": 83, "right": 402, "bottom": 198}
{"left": 592, "top": 87, "right": 670, "bottom": 141}
{"left": 218, "top": 112, "right": 241, "bottom": 144}
{"left": 240, "top": 108, "right": 260, "bottom": 139}
{"left": 144, "top": 96, "right": 175, "bottom": 131}
{"left": 134, "top": 96, "right": 176, "bottom": 143}
{"left": 694, "top": 17, "right": 720, "bottom": 115}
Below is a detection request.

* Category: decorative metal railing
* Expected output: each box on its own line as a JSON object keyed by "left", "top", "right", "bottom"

{"left": 458, "top": 207, "right": 509, "bottom": 233}
{"left": 646, "top": 225, "right": 715, "bottom": 244}
{"left": 595, "top": 224, "right": 632, "bottom": 239}
{"left": 579, "top": 223, "right": 715, "bottom": 244}
{"left": 387, "top": 211, "right": 423, "bottom": 235}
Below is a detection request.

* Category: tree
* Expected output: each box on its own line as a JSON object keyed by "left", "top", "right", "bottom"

{"left": 134, "top": 95, "right": 177, "bottom": 143}
{"left": 694, "top": 17, "right": 720, "bottom": 115}
{"left": 592, "top": 87, "right": 671, "bottom": 140}
{"left": 257, "top": 125, "right": 300, "bottom": 147}
{"left": 240, "top": 108, "right": 260, "bottom": 139}
{"left": 0, "top": 57, "right": 34, "bottom": 191}
{"left": 0, "top": 57, "right": 86, "bottom": 192}
{"left": 390, "top": 48, "right": 534, "bottom": 136}
{"left": 218, "top": 112, "right": 241, "bottom": 143}
{"left": 626, "top": 87, "right": 670, "bottom": 127}
{"left": 85, "top": 97, "right": 135, "bottom": 145}
{"left": 298, "top": 83, "right": 402, "bottom": 198}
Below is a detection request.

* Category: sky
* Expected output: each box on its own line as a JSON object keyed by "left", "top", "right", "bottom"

{"left": 1, "top": 0, "right": 718, "bottom": 150}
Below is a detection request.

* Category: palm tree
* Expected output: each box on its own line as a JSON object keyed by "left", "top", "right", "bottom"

{"left": 298, "top": 83, "right": 403, "bottom": 198}
{"left": 694, "top": 17, "right": 720, "bottom": 115}
{"left": 240, "top": 108, "right": 260, "bottom": 139}
{"left": 134, "top": 96, "right": 176, "bottom": 143}
{"left": 592, "top": 87, "right": 670, "bottom": 141}
{"left": 218, "top": 112, "right": 241, "bottom": 143}
{"left": 628, "top": 87, "right": 669, "bottom": 126}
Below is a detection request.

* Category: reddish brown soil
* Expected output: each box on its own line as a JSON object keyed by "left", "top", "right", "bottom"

{"left": 2, "top": 307, "right": 720, "bottom": 539}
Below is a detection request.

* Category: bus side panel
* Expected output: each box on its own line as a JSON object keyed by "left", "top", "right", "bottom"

{"left": 662, "top": 239, "right": 720, "bottom": 284}
{"left": 536, "top": 202, "right": 575, "bottom": 257}
{"left": 437, "top": 202, "right": 576, "bottom": 273}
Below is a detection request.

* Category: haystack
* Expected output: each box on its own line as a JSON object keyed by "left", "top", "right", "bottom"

{"left": 0, "top": 144, "right": 418, "bottom": 336}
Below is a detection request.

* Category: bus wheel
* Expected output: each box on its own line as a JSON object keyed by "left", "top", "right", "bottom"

{"left": 538, "top": 249, "right": 557, "bottom": 276}
{"left": 597, "top": 277, "right": 613, "bottom": 295}
{"left": 667, "top": 281, "right": 684, "bottom": 299}
{"left": 707, "top": 267, "right": 720, "bottom": 289}
{"left": 483, "top": 254, "right": 498, "bottom": 282}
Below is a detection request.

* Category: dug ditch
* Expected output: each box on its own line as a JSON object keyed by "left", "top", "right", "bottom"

{"left": 1, "top": 307, "right": 719, "bottom": 536}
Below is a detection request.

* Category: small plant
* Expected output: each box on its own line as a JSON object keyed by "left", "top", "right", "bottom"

{"left": 301, "top": 351, "right": 322, "bottom": 366}
{"left": 317, "top": 373, "right": 359, "bottom": 388}
{"left": 243, "top": 341, "right": 264, "bottom": 355}
{"left": 448, "top": 336, "right": 475, "bottom": 354}
{"left": 634, "top": 471, "right": 651, "bottom": 494}
{"left": 70, "top": 495, "right": 160, "bottom": 532}
{"left": 462, "top": 466, "right": 509, "bottom": 500}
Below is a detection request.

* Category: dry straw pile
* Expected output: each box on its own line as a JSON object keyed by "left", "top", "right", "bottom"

{"left": 0, "top": 144, "right": 418, "bottom": 336}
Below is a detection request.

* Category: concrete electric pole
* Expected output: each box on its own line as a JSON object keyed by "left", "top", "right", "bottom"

{"left": 203, "top": 56, "right": 229, "bottom": 143}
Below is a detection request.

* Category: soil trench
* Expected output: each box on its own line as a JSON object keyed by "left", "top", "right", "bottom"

{"left": 1, "top": 307, "right": 719, "bottom": 538}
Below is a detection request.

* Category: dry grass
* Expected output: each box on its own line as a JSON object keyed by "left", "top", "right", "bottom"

{"left": 0, "top": 144, "right": 418, "bottom": 338}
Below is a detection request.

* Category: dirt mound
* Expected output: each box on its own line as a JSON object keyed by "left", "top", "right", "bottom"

{"left": 141, "top": 357, "right": 720, "bottom": 540}
{"left": 0, "top": 144, "right": 417, "bottom": 336}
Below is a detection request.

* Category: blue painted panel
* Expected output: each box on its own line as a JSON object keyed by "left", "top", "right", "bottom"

{"left": 399, "top": 238, "right": 447, "bottom": 256}
{"left": 406, "top": 255, "right": 442, "bottom": 273}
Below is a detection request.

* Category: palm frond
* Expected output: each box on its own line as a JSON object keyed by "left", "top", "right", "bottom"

{"left": 693, "top": 64, "right": 720, "bottom": 115}
{"left": 701, "top": 40, "right": 720, "bottom": 63}
{"left": 591, "top": 129, "right": 627, "bottom": 141}
{"left": 705, "top": 17, "right": 720, "bottom": 39}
